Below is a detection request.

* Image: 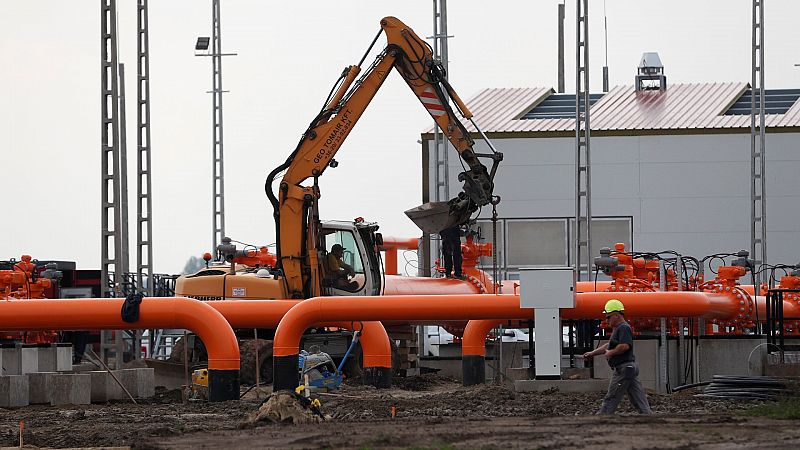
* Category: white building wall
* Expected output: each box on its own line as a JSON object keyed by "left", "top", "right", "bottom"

{"left": 426, "top": 132, "right": 800, "bottom": 266}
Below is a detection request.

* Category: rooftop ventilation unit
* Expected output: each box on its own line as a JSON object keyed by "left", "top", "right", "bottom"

{"left": 635, "top": 52, "right": 666, "bottom": 92}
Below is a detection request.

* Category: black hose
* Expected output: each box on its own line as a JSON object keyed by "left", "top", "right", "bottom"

{"left": 671, "top": 381, "right": 711, "bottom": 393}
{"left": 692, "top": 375, "right": 787, "bottom": 400}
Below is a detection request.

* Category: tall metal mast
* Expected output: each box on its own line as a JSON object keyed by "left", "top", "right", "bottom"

{"left": 100, "top": 0, "right": 123, "bottom": 298}
{"left": 431, "top": 1, "right": 451, "bottom": 210}
{"left": 211, "top": 0, "right": 226, "bottom": 253}
{"left": 751, "top": 0, "right": 767, "bottom": 284}
{"left": 574, "top": 0, "right": 592, "bottom": 281}
{"left": 557, "top": 1, "right": 565, "bottom": 93}
{"left": 119, "top": 62, "right": 131, "bottom": 281}
{"left": 428, "top": 0, "right": 452, "bottom": 274}
{"left": 137, "top": 0, "right": 154, "bottom": 296}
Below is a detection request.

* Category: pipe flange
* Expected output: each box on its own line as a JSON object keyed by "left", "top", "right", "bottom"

{"left": 464, "top": 274, "right": 487, "bottom": 294}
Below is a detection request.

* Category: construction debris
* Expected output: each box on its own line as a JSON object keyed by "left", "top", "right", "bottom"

{"left": 240, "top": 392, "right": 326, "bottom": 426}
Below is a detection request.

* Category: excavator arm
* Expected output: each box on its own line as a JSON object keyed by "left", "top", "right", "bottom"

{"left": 265, "top": 16, "right": 502, "bottom": 298}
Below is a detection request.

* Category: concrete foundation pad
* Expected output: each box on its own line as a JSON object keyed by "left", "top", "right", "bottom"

{"left": 56, "top": 344, "right": 73, "bottom": 372}
{"left": 120, "top": 368, "right": 155, "bottom": 399}
{"left": 0, "top": 375, "right": 30, "bottom": 407}
{"left": 28, "top": 372, "right": 57, "bottom": 404}
{"left": 48, "top": 373, "right": 91, "bottom": 405}
{"left": 36, "top": 346, "right": 72, "bottom": 372}
{"left": 1, "top": 346, "right": 39, "bottom": 375}
{"left": 90, "top": 371, "right": 125, "bottom": 402}
{"left": 515, "top": 379, "right": 609, "bottom": 393}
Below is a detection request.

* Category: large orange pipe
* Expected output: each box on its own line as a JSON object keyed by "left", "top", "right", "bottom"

{"left": 208, "top": 301, "right": 392, "bottom": 377}
{"left": 271, "top": 291, "right": 736, "bottom": 390}
{"left": 383, "top": 275, "right": 482, "bottom": 295}
{"left": 754, "top": 296, "right": 800, "bottom": 320}
{"left": 0, "top": 297, "right": 240, "bottom": 401}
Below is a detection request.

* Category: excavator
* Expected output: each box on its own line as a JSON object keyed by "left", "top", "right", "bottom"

{"left": 175, "top": 16, "right": 502, "bottom": 382}
{"left": 179, "top": 16, "right": 501, "bottom": 301}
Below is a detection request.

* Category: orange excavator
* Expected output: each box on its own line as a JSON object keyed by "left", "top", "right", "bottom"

{"left": 175, "top": 17, "right": 502, "bottom": 383}
{"left": 178, "top": 16, "right": 502, "bottom": 302}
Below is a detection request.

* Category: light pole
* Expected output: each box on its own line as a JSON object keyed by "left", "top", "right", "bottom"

{"left": 195, "top": 0, "right": 236, "bottom": 256}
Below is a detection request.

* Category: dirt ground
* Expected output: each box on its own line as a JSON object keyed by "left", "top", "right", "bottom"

{"left": 1, "top": 375, "right": 799, "bottom": 449}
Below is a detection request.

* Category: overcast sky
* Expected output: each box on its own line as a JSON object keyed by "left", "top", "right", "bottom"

{"left": 2, "top": 1, "right": 799, "bottom": 274}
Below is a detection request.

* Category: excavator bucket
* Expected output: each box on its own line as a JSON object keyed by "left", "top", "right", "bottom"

{"left": 404, "top": 202, "right": 468, "bottom": 235}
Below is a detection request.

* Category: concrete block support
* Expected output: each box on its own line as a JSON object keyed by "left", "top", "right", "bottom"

{"left": 2, "top": 345, "right": 39, "bottom": 375}
{"left": 697, "top": 336, "right": 766, "bottom": 380}
{"left": 28, "top": 372, "right": 56, "bottom": 404}
{"left": 48, "top": 373, "right": 91, "bottom": 405}
{"left": 91, "top": 369, "right": 155, "bottom": 402}
{"left": 0, "top": 375, "right": 30, "bottom": 407}
{"left": 120, "top": 368, "right": 155, "bottom": 398}
{"left": 36, "top": 345, "right": 73, "bottom": 372}
{"left": 90, "top": 371, "right": 124, "bottom": 402}
{"left": 56, "top": 344, "right": 73, "bottom": 372}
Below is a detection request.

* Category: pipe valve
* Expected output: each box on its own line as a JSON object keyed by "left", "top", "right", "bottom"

{"left": 594, "top": 247, "right": 622, "bottom": 274}
{"left": 217, "top": 237, "right": 237, "bottom": 262}
{"left": 40, "top": 263, "right": 62, "bottom": 282}
{"left": 732, "top": 250, "right": 752, "bottom": 271}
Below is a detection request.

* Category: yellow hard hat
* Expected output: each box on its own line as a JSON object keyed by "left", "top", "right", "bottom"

{"left": 603, "top": 299, "right": 625, "bottom": 314}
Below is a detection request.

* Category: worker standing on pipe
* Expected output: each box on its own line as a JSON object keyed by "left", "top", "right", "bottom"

{"left": 439, "top": 225, "right": 463, "bottom": 279}
{"left": 582, "top": 300, "right": 652, "bottom": 414}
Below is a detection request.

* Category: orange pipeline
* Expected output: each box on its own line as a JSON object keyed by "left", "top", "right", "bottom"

{"left": 271, "top": 292, "right": 740, "bottom": 390}
{"left": 273, "top": 291, "right": 736, "bottom": 357}
{"left": 0, "top": 297, "right": 240, "bottom": 371}
{"left": 208, "top": 300, "right": 392, "bottom": 368}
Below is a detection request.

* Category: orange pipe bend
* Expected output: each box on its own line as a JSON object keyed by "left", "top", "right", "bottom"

{"left": 0, "top": 297, "right": 240, "bottom": 371}
{"left": 462, "top": 319, "right": 503, "bottom": 357}
{"left": 329, "top": 321, "right": 392, "bottom": 368}
{"left": 378, "top": 236, "right": 419, "bottom": 251}
{"left": 208, "top": 300, "right": 392, "bottom": 368}
{"left": 273, "top": 291, "right": 737, "bottom": 357}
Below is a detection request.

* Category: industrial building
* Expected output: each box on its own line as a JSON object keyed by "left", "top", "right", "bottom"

{"left": 422, "top": 75, "right": 800, "bottom": 278}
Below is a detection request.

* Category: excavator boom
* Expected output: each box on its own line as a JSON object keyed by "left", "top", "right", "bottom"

{"left": 265, "top": 16, "right": 501, "bottom": 298}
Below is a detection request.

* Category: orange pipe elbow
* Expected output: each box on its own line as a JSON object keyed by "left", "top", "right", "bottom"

{"left": 208, "top": 300, "right": 391, "bottom": 368}
{"left": 378, "top": 236, "right": 419, "bottom": 251}
{"left": 379, "top": 237, "right": 418, "bottom": 276}
{"left": 462, "top": 319, "right": 503, "bottom": 357}
{"left": 0, "top": 297, "right": 240, "bottom": 371}
{"left": 329, "top": 321, "right": 392, "bottom": 368}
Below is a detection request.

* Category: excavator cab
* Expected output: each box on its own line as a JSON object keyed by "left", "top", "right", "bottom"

{"left": 319, "top": 220, "right": 382, "bottom": 297}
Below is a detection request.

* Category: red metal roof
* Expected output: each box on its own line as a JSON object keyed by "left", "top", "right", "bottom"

{"left": 427, "top": 83, "right": 800, "bottom": 135}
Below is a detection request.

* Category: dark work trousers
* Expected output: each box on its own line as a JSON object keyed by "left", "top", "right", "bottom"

{"left": 599, "top": 361, "right": 652, "bottom": 414}
{"left": 440, "top": 228, "right": 462, "bottom": 277}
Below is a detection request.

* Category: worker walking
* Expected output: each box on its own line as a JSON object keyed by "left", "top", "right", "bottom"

{"left": 582, "top": 299, "right": 652, "bottom": 414}
{"left": 439, "top": 225, "right": 463, "bottom": 278}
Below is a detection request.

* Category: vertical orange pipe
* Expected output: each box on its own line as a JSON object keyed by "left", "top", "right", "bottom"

{"left": 385, "top": 249, "right": 398, "bottom": 275}
{"left": 462, "top": 319, "right": 503, "bottom": 385}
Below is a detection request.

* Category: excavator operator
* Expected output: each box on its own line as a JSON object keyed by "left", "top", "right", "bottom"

{"left": 325, "top": 244, "right": 358, "bottom": 291}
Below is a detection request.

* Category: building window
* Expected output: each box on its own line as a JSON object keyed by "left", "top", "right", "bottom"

{"left": 475, "top": 216, "right": 633, "bottom": 278}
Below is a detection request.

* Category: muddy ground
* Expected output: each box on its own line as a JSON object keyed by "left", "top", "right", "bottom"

{"left": 0, "top": 375, "right": 798, "bottom": 449}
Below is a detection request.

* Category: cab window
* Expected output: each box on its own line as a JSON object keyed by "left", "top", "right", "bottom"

{"left": 324, "top": 230, "right": 364, "bottom": 274}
